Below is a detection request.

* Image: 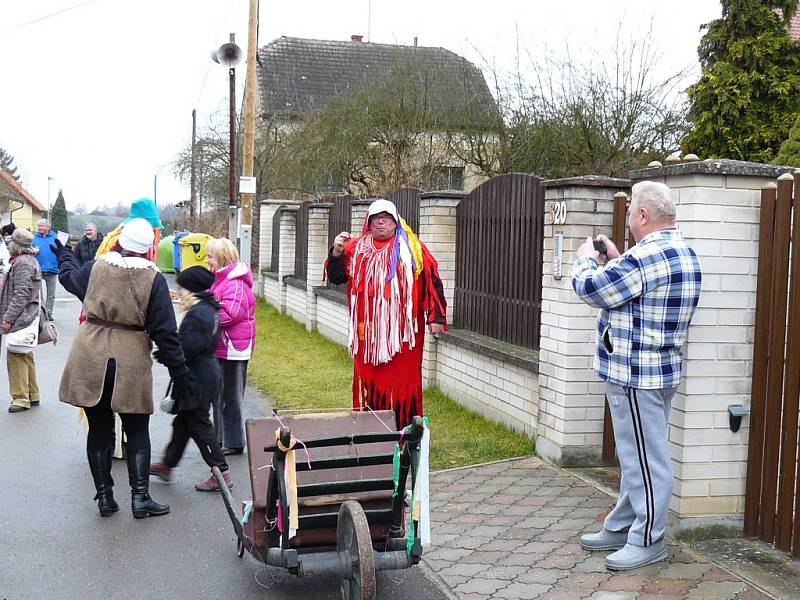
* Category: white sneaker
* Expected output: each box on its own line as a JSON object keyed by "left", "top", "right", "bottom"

{"left": 579, "top": 528, "right": 628, "bottom": 551}
{"left": 605, "top": 540, "right": 667, "bottom": 571}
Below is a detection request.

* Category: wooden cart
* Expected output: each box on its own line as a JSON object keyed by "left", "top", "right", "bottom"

{"left": 213, "top": 410, "right": 427, "bottom": 600}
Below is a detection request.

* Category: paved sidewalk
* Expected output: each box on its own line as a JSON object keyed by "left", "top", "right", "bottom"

{"left": 425, "top": 457, "right": 772, "bottom": 600}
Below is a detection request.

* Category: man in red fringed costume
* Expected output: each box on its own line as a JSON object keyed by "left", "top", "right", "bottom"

{"left": 325, "top": 199, "right": 448, "bottom": 429}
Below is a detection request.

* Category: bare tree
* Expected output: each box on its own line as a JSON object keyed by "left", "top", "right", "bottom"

{"left": 451, "top": 22, "right": 690, "bottom": 179}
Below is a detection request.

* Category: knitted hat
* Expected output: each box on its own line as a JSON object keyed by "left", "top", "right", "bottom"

{"left": 118, "top": 218, "right": 155, "bottom": 254}
{"left": 12, "top": 228, "right": 33, "bottom": 247}
{"left": 124, "top": 198, "right": 163, "bottom": 229}
{"left": 176, "top": 265, "right": 214, "bottom": 293}
{"left": 367, "top": 199, "right": 399, "bottom": 224}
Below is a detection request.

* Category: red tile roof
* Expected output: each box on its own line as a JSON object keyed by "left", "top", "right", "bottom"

{"left": 0, "top": 169, "right": 46, "bottom": 212}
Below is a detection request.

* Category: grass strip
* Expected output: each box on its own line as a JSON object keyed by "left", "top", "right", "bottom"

{"left": 248, "top": 299, "right": 535, "bottom": 469}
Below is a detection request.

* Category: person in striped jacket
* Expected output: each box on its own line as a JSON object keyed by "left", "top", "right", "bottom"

{"left": 571, "top": 180, "right": 702, "bottom": 571}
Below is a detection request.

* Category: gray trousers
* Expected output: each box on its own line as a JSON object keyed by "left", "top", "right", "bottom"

{"left": 604, "top": 382, "right": 677, "bottom": 548}
{"left": 212, "top": 358, "right": 247, "bottom": 449}
{"left": 42, "top": 273, "right": 57, "bottom": 316}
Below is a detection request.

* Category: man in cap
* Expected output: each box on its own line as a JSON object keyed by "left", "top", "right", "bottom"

{"left": 326, "top": 199, "right": 447, "bottom": 429}
{"left": 52, "top": 218, "right": 194, "bottom": 519}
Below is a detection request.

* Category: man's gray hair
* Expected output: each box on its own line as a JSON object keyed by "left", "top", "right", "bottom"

{"left": 85, "top": 222, "right": 97, "bottom": 229}
{"left": 631, "top": 181, "right": 675, "bottom": 221}
{"left": 37, "top": 218, "right": 51, "bottom": 227}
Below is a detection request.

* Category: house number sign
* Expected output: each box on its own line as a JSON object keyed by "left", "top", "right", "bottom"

{"left": 550, "top": 200, "right": 567, "bottom": 225}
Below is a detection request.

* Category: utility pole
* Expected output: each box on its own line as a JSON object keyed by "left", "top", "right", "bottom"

{"left": 190, "top": 108, "right": 197, "bottom": 226}
{"left": 228, "top": 32, "right": 237, "bottom": 241}
{"left": 239, "top": 0, "right": 258, "bottom": 268}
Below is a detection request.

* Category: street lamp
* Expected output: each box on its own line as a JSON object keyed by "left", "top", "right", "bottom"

{"left": 212, "top": 34, "right": 242, "bottom": 240}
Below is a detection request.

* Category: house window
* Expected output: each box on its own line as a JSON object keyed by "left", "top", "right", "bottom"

{"left": 433, "top": 166, "right": 464, "bottom": 191}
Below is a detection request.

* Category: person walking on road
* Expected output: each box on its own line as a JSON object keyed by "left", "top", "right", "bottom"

{"left": 32, "top": 218, "right": 58, "bottom": 320}
{"left": 54, "top": 218, "right": 195, "bottom": 519}
{"left": 150, "top": 265, "right": 234, "bottom": 492}
{"left": 75, "top": 222, "right": 104, "bottom": 265}
{"left": 571, "top": 181, "right": 702, "bottom": 571}
{"left": 205, "top": 238, "right": 255, "bottom": 457}
{"left": 2, "top": 229, "right": 42, "bottom": 413}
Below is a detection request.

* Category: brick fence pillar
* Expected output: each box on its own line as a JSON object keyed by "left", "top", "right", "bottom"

{"left": 418, "top": 191, "right": 463, "bottom": 387}
{"left": 258, "top": 199, "right": 286, "bottom": 273}
{"left": 351, "top": 199, "right": 371, "bottom": 236}
{"left": 536, "top": 176, "right": 631, "bottom": 466}
{"left": 277, "top": 206, "right": 298, "bottom": 315}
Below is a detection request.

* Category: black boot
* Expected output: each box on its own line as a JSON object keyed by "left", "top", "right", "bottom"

{"left": 127, "top": 447, "right": 170, "bottom": 519}
{"left": 87, "top": 447, "right": 119, "bottom": 517}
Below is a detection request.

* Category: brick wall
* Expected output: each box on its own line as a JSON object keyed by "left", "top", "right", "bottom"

{"left": 316, "top": 294, "right": 349, "bottom": 346}
{"left": 285, "top": 282, "right": 307, "bottom": 324}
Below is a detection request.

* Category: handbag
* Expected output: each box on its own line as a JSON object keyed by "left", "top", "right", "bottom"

{"left": 37, "top": 286, "right": 58, "bottom": 345}
{"left": 5, "top": 316, "right": 39, "bottom": 354}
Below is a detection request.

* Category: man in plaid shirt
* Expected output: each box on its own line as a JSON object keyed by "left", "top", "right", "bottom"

{"left": 571, "top": 181, "right": 701, "bottom": 571}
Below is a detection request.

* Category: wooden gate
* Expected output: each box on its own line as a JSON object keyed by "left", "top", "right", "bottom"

{"left": 454, "top": 173, "right": 544, "bottom": 349}
{"left": 601, "top": 193, "right": 635, "bottom": 464}
{"left": 744, "top": 173, "right": 800, "bottom": 556}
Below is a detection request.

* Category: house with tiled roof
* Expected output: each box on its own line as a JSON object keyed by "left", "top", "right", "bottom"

{"left": 790, "top": 3, "right": 800, "bottom": 39}
{"left": 256, "top": 35, "right": 499, "bottom": 193}
{"left": 0, "top": 169, "right": 46, "bottom": 230}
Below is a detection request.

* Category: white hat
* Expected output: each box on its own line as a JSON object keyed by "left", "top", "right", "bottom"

{"left": 367, "top": 199, "right": 399, "bottom": 223}
{"left": 118, "top": 218, "right": 154, "bottom": 254}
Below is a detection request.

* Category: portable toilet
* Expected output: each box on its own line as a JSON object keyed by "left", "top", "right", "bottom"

{"left": 172, "top": 231, "right": 189, "bottom": 271}
{"left": 156, "top": 234, "right": 175, "bottom": 273}
{"left": 178, "top": 233, "right": 214, "bottom": 271}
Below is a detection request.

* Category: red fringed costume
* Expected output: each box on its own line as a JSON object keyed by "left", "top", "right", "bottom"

{"left": 325, "top": 203, "right": 447, "bottom": 429}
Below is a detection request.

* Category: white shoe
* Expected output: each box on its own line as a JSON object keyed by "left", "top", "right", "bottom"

{"left": 605, "top": 540, "right": 667, "bottom": 571}
{"left": 579, "top": 528, "right": 628, "bottom": 551}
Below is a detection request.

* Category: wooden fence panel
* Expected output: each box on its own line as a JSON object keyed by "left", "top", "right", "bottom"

{"left": 454, "top": 173, "right": 544, "bottom": 349}
{"left": 388, "top": 187, "right": 421, "bottom": 232}
{"left": 327, "top": 195, "right": 355, "bottom": 293}
{"left": 270, "top": 207, "right": 282, "bottom": 273}
{"left": 293, "top": 201, "right": 312, "bottom": 282}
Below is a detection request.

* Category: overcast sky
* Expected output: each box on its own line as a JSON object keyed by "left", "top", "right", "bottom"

{"left": 0, "top": 0, "right": 721, "bottom": 212}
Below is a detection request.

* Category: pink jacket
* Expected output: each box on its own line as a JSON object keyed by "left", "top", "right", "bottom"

{"left": 211, "top": 260, "right": 256, "bottom": 360}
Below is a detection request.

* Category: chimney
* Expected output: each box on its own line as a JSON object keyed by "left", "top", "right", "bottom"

{"left": 413, "top": 36, "right": 418, "bottom": 47}
{"left": 351, "top": 34, "right": 364, "bottom": 43}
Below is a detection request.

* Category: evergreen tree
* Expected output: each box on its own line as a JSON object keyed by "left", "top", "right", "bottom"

{"left": 0, "top": 146, "right": 19, "bottom": 180}
{"left": 50, "top": 190, "right": 69, "bottom": 234}
{"left": 775, "top": 112, "right": 800, "bottom": 166}
{"left": 683, "top": 1, "right": 800, "bottom": 162}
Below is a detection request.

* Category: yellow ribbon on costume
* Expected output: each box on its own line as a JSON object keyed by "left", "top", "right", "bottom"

{"left": 399, "top": 217, "right": 423, "bottom": 279}
{"left": 276, "top": 429, "right": 299, "bottom": 533}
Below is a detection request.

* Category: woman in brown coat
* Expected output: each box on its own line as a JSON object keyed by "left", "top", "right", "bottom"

{"left": 54, "top": 218, "right": 195, "bottom": 519}
{"left": 1, "top": 228, "right": 42, "bottom": 413}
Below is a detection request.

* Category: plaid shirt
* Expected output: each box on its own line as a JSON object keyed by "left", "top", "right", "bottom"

{"left": 571, "top": 228, "right": 701, "bottom": 389}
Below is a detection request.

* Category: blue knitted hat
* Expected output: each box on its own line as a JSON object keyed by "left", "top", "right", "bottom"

{"left": 124, "top": 198, "right": 163, "bottom": 229}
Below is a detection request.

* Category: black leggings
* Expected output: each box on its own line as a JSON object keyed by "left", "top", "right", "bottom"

{"left": 83, "top": 359, "right": 150, "bottom": 454}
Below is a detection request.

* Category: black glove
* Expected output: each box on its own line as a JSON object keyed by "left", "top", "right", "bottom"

{"left": 49, "top": 238, "right": 65, "bottom": 255}
{"left": 151, "top": 348, "right": 163, "bottom": 364}
{"left": 170, "top": 371, "right": 196, "bottom": 409}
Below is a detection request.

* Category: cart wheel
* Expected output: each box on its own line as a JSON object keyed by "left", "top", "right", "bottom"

{"left": 337, "top": 501, "right": 376, "bottom": 600}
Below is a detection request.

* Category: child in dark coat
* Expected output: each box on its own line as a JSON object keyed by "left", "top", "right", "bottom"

{"left": 150, "top": 266, "right": 233, "bottom": 491}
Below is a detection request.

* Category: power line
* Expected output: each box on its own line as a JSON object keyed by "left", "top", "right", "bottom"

{"left": 13, "top": 0, "right": 99, "bottom": 29}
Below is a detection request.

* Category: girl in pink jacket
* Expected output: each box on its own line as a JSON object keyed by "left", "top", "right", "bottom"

{"left": 205, "top": 238, "right": 256, "bottom": 455}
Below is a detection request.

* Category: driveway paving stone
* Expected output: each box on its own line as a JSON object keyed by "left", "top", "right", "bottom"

{"left": 424, "top": 457, "right": 779, "bottom": 599}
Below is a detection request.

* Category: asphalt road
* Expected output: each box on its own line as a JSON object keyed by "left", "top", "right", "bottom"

{"left": 0, "top": 278, "right": 450, "bottom": 600}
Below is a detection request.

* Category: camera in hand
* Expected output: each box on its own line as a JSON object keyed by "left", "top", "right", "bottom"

{"left": 593, "top": 240, "right": 607, "bottom": 255}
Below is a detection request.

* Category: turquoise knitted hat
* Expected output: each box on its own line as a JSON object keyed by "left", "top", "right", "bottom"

{"left": 124, "top": 198, "right": 163, "bottom": 229}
